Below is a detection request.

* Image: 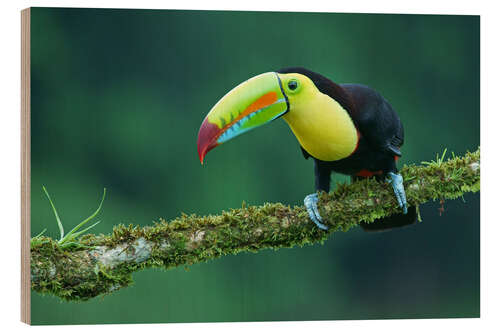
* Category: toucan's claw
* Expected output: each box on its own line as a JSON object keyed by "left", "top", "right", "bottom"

{"left": 304, "top": 193, "right": 329, "bottom": 230}
{"left": 387, "top": 172, "right": 408, "bottom": 214}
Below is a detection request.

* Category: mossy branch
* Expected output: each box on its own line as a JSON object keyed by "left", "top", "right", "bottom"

{"left": 30, "top": 148, "right": 480, "bottom": 301}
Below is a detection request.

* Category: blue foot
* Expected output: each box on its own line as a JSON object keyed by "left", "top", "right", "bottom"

{"left": 386, "top": 172, "right": 408, "bottom": 214}
{"left": 304, "top": 193, "right": 328, "bottom": 230}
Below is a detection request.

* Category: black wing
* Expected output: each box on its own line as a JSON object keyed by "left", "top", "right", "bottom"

{"left": 341, "top": 83, "right": 404, "bottom": 157}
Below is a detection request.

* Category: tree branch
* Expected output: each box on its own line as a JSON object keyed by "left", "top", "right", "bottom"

{"left": 30, "top": 148, "right": 480, "bottom": 301}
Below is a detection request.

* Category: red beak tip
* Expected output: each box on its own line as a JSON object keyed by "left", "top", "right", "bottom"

{"left": 197, "top": 119, "right": 221, "bottom": 165}
{"left": 198, "top": 147, "right": 207, "bottom": 165}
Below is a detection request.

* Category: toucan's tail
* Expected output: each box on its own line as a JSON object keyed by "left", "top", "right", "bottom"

{"left": 359, "top": 206, "right": 417, "bottom": 232}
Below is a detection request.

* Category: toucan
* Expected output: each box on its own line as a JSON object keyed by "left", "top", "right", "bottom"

{"left": 197, "top": 67, "right": 416, "bottom": 231}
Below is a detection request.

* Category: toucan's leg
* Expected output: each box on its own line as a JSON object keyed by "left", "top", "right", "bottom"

{"left": 304, "top": 160, "right": 331, "bottom": 230}
{"left": 304, "top": 193, "right": 328, "bottom": 230}
{"left": 386, "top": 172, "right": 408, "bottom": 214}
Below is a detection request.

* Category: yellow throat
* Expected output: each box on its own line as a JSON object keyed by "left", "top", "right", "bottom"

{"left": 279, "top": 73, "right": 358, "bottom": 162}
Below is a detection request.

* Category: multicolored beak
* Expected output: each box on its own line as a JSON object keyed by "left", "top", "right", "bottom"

{"left": 197, "top": 72, "right": 289, "bottom": 164}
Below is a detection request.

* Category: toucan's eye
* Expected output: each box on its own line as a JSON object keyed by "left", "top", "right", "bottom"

{"left": 288, "top": 80, "right": 299, "bottom": 91}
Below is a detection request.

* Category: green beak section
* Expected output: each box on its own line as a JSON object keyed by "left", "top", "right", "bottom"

{"left": 197, "top": 72, "right": 288, "bottom": 163}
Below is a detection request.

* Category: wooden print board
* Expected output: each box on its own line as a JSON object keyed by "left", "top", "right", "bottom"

{"left": 21, "top": 7, "right": 480, "bottom": 325}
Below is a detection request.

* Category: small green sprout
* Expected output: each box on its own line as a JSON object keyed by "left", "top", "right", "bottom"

{"left": 33, "top": 229, "right": 47, "bottom": 238}
{"left": 422, "top": 148, "right": 448, "bottom": 167}
{"left": 30, "top": 228, "right": 48, "bottom": 247}
{"left": 37, "top": 186, "right": 106, "bottom": 250}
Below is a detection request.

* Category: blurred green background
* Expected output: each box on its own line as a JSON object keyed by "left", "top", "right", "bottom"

{"left": 30, "top": 8, "right": 480, "bottom": 324}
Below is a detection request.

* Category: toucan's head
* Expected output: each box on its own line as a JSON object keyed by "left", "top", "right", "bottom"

{"left": 197, "top": 68, "right": 326, "bottom": 163}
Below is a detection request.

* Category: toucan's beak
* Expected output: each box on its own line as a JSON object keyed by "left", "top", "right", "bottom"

{"left": 197, "top": 72, "right": 288, "bottom": 164}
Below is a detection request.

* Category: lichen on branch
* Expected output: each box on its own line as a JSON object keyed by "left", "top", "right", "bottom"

{"left": 30, "top": 148, "right": 480, "bottom": 301}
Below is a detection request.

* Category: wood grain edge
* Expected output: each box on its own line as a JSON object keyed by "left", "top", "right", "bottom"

{"left": 21, "top": 7, "right": 31, "bottom": 325}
